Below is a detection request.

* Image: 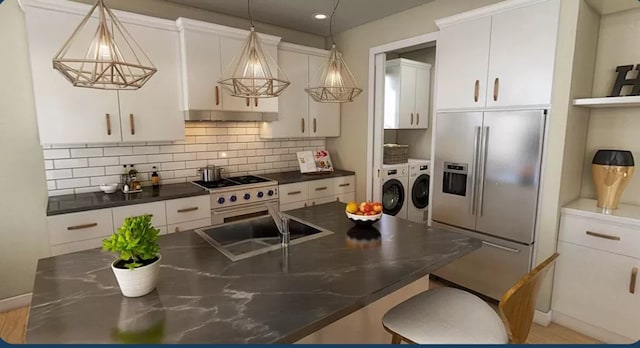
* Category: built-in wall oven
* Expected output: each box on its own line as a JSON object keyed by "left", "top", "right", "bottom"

{"left": 192, "top": 175, "right": 279, "bottom": 225}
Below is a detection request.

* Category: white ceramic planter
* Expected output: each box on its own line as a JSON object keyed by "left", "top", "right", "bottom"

{"left": 111, "top": 255, "right": 161, "bottom": 297}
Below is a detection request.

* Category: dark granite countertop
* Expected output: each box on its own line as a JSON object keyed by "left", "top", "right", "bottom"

{"left": 47, "top": 183, "right": 209, "bottom": 216}
{"left": 27, "top": 202, "right": 480, "bottom": 344}
{"left": 261, "top": 169, "right": 355, "bottom": 185}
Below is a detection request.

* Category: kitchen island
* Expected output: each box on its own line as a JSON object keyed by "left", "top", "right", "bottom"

{"left": 26, "top": 202, "right": 480, "bottom": 343}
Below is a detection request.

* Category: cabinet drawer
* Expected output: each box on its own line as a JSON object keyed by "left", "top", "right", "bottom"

{"left": 168, "top": 217, "right": 212, "bottom": 234}
{"left": 50, "top": 237, "right": 105, "bottom": 256}
{"left": 280, "top": 201, "right": 307, "bottom": 212}
{"left": 334, "top": 176, "right": 355, "bottom": 194}
{"left": 112, "top": 202, "right": 167, "bottom": 229}
{"left": 553, "top": 242, "right": 640, "bottom": 341}
{"left": 308, "top": 179, "right": 334, "bottom": 199}
{"left": 336, "top": 192, "right": 355, "bottom": 203}
{"left": 48, "top": 209, "right": 114, "bottom": 245}
{"left": 166, "top": 196, "right": 210, "bottom": 225}
{"left": 279, "top": 182, "right": 309, "bottom": 205}
{"left": 308, "top": 195, "right": 336, "bottom": 207}
{"left": 560, "top": 214, "right": 640, "bottom": 258}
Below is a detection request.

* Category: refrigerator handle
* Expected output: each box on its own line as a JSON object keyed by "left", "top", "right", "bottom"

{"left": 470, "top": 126, "right": 481, "bottom": 215}
{"left": 478, "top": 126, "right": 489, "bottom": 216}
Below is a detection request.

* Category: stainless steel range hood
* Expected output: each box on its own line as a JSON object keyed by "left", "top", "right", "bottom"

{"left": 184, "top": 110, "right": 277, "bottom": 122}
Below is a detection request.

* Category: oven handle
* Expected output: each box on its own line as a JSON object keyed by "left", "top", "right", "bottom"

{"left": 211, "top": 200, "right": 278, "bottom": 216}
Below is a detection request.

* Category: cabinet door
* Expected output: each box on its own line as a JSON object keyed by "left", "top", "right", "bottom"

{"left": 553, "top": 242, "right": 640, "bottom": 341}
{"left": 308, "top": 54, "right": 340, "bottom": 137}
{"left": 119, "top": 23, "right": 184, "bottom": 142}
{"left": 262, "top": 49, "right": 308, "bottom": 138}
{"left": 413, "top": 66, "right": 430, "bottom": 129}
{"left": 398, "top": 65, "right": 416, "bottom": 128}
{"left": 435, "top": 16, "right": 491, "bottom": 111}
{"left": 219, "top": 36, "right": 253, "bottom": 112}
{"left": 485, "top": 0, "right": 560, "bottom": 108}
{"left": 253, "top": 42, "right": 280, "bottom": 113}
{"left": 179, "top": 29, "right": 222, "bottom": 110}
{"left": 23, "top": 6, "right": 121, "bottom": 145}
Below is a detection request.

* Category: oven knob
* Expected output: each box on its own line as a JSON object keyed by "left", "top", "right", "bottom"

{"left": 217, "top": 197, "right": 225, "bottom": 204}
{"left": 267, "top": 190, "right": 274, "bottom": 196}
{"left": 257, "top": 191, "right": 264, "bottom": 198}
{"left": 243, "top": 193, "right": 251, "bottom": 200}
{"left": 230, "top": 195, "right": 237, "bottom": 202}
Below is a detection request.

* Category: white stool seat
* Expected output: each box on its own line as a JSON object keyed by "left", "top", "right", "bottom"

{"left": 382, "top": 287, "right": 509, "bottom": 344}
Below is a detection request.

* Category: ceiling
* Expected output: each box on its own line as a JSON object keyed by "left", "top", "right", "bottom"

{"left": 165, "top": 0, "right": 433, "bottom": 36}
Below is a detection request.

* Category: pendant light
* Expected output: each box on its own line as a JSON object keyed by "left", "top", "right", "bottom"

{"left": 218, "top": 0, "right": 290, "bottom": 98}
{"left": 306, "top": 0, "right": 362, "bottom": 103}
{"left": 52, "top": 0, "right": 156, "bottom": 90}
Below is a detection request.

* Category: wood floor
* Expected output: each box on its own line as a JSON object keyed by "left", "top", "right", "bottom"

{"left": 0, "top": 304, "right": 601, "bottom": 344}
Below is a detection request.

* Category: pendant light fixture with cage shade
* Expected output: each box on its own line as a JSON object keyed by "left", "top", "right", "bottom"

{"left": 306, "top": 0, "right": 362, "bottom": 103}
{"left": 218, "top": 0, "right": 290, "bottom": 98}
{"left": 52, "top": 0, "right": 156, "bottom": 90}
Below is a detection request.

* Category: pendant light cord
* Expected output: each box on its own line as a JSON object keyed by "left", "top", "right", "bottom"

{"left": 248, "top": 0, "right": 255, "bottom": 28}
{"left": 329, "top": 0, "right": 340, "bottom": 45}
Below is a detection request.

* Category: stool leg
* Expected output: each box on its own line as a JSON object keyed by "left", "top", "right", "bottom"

{"left": 391, "top": 334, "right": 402, "bottom": 344}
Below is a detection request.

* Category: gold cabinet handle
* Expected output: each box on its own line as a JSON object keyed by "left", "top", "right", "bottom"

{"left": 215, "top": 86, "right": 220, "bottom": 106}
{"left": 177, "top": 207, "right": 198, "bottom": 213}
{"left": 338, "top": 183, "right": 350, "bottom": 187}
{"left": 493, "top": 77, "right": 499, "bottom": 102}
{"left": 67, "top": 222, "right": 98, "bottom": 231}
{"left": 631, "top": 267, "right": 638, "bottom": 294}
{"left": 313, "top": 118, "right": 317, "bottom": 133}
{"left": 246, "top": 97, "right": 250, "bottom": 107}
{"left": 254, "top": 98, "right": 258, "bottom": 107}
{"left": 312, "top": 201, "right": 316, "bottom": 206}
{"left": 129, "top": 114, "right": 135, "bottom": 135}
{"left": 410, "top": 113, "right": 414, "bottom": 125}
{"left": 474, "top": 80, "right": 480, "bottom": 102}
{"left": 106, "top": 113, "right": 112, "bottom": 135}
{"left": 416, "top": 113, "right": 420, "bottom": 125}
{"left": 301, "top": 118, "right": 305, "bottom": 133}
{"left": 586, "top": 230, "right": 621, "bottom": 241}
{"left": 288, "top": 191, "right": 302, "bottom": 195}
{"left": 304, "top": 202, "right": 307, "bottom": 207}
{"left": 175, "top": 227, "right": 180, "bottom": 233}
{"left": 314, "top": 187, "right": 328, "bottom": 191}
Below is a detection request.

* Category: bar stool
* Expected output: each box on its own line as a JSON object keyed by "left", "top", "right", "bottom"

{"left": 382, "top": 253, "right": 559, "bottom": 344}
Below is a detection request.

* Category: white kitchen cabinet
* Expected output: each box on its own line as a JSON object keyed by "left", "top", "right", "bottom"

{"left": 166, "top": 195, "right": 211, "bottom": 225}
{"left": 552, "top": 199, "right": 640, "bottom": 343}
{"left": 385, "top": 59, "right": 431, "bottom": 129}
{"left": 47, "top": 208, "right": 114, "bottom": 255}
{"left": 112, "top": 201, "right": 167, "bottom": 229}
{"left": 278, "top": 175, "right": 355, "bottom": 211}
{"left": 22, "top": 1, "right": 184, "bottom": 145}
{"left": 435, "top": 0, "right": 560, "bottom": 111}
{"left": 261, "top": 43, "right": 340, "bottom": 138}
{"left": 336, "top": 192, "right": 356, "bottom": 203}
{"left": 435, "top": 16, "right": 491, "bottom": 111}
{"left": 308, "top": 179, "right": 335, "bottom": 199}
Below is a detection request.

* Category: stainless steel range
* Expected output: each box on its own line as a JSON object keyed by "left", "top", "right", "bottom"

{"left": 191, "top": 175, "right": 279, "bottom": 225}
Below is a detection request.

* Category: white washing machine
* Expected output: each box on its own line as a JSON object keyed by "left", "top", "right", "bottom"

{"left": 407, "top": 159, "right": 430, "bottom": 224}
{"left": 381, "top": 163, "right": 409, "bottom": 219}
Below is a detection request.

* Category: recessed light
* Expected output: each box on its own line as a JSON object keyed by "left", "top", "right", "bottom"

{"left": 313, "top": 13, "right": 328, "bottom": 20}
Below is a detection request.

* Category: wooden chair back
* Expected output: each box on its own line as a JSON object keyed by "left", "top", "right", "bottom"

{"left": 498, "top": 253, "right": 560, "bottom": 344}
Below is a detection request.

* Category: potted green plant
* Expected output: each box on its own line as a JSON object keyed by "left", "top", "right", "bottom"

{"left": 103, "top": 214, "right": 161, "bottom": 297}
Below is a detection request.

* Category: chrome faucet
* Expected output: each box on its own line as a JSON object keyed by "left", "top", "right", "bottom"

{"left": 265, "top": 202, "right": 289, "bottom": 246}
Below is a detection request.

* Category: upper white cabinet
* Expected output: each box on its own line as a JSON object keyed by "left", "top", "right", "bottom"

{"left": 22, "top": 0, "right": 184, "bottom": 145}
{"left": 384, "top": 58, "right": 431, "bottom": 129}
{"left": 435, "top": 0, "right": 560, "bottom": 111}
{"left": 260, "top": 43, "right": 340, "bottom": 138}
{"left": 178, "top": 18, "right": 281, "bottom": 114}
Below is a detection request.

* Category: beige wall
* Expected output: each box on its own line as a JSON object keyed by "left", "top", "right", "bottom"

{"left": 326, "top": 0, "right": 501, "bottom": 202}
{"left": 581, "top": 8, "right": 640, "bottom": 205}
{"left": 0, "top": 0, "right": 50, "bottom": 300}
{"left": 69, "top": 0, "right": 325, "bottom": 48}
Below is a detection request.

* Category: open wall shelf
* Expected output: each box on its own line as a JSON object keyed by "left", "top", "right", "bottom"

{"left": 573, "top": 96, "right": 640, "bottom": 108}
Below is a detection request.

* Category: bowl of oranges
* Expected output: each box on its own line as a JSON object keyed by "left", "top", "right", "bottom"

{"left": 345, "top": 201, "right": 383, "bottom": 225}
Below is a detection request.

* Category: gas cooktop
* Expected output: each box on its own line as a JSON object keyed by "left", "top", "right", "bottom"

{"left": 192, "top": 175, "right": 273, "bottom": 190}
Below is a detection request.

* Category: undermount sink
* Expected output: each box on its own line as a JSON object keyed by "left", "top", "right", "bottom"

{"left": 195, "top": 216, "right": 333, "bottom": 261}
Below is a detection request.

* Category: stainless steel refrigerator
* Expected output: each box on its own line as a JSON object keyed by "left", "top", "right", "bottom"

{"left": 432, "top": 110, "right": 546, "bottom": 300}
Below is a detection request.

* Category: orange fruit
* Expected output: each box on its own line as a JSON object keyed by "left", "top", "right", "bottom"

{"left": 346, "top": 201, "right": 359, "bottom": 214}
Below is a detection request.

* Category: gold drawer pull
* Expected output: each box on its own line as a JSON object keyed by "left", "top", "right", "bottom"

{"left": 301, "top": 118, "right": 305, "bottom": 133}
{"left": 315, "top": 187, "right": 328, "bottom": 191}
{"left": 288, "top": 191, "right": 302, "bottom": 195}
{"left": 313, "top": 118, "right": 317, "bottom": 133}
{"left": 493, "top": 77, "right": 499, "bottom": 101}
{"left": 177, "top": 207, "right": 198, "bottom": 213}
{"left": 105, "top": 113, "right": 112, "bottom": 135}
{"left": 246, "top": 97, "right": 250, "bottom": 107}
{"left": 129, "top": 113, "right": 135, "bottom": 135}
{"left": 631, "top": 267, "right": 638, "bottom": 294}
{"left": 254, "top": 98, "right": 258, "bottom": 107}
{"left": 67, "top": 223, "right": 98, "bottom": 230}
{"left": 586, "top": 231, "right": 621, "bottom": 241}
{"left": 338, "top": 183, "right": 350, "bottom": 187}
{"left": 416, "top": 113, "right": 420, "bottom": 125}
{"left": 410, "top": 113, "right": 414, "bottom": 125}
{"left": 474, "top": 80, "right": 479, "bottom": 102}
{"left": 215, "top": 86, "right": 220, "bottom": 106}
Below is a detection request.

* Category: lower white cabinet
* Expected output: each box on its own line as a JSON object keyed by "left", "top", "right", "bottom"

{"left": 552, "top": 199, "right": 640, "bottom": 343}
{"left": 279, "top": 175, "right": 355, "bottom": 211}
{"left": 47, "top": 196, "right": 211, "bottom": 256}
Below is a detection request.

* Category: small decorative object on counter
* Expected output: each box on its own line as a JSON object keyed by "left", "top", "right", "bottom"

{"left": 121, "top": 165, "right": 129, "bottom": 187}
{"left": 592, "top": 149, "right": 635, "bottom": 211}
{"left": 103, "top": 214, "right": 161, "bottom": 297}
{"left": 297, "top": 149, "right": 334, "bottom": 173}
{"left": 124, "top": 164, "right": 142, "bottom": 193}
{"left": 151, "top": 166, "right": 160, "bottom": 189}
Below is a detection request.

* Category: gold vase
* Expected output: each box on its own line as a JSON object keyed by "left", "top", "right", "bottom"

{"left": 591, "top": 150, "right": 635, "bottom": 210}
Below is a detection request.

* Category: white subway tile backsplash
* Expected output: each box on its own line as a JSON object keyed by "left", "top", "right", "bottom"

{"left": 43, "top": 149, "right": 70, "bottom": 159}
{"left": 43, "top": 123, "right": 326, "bottom": 196}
